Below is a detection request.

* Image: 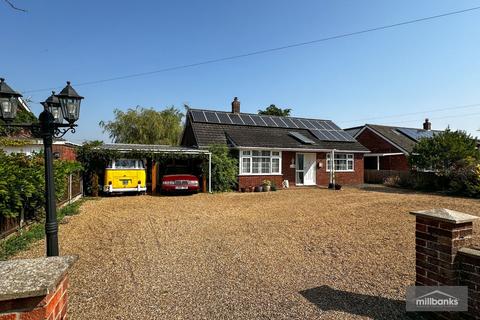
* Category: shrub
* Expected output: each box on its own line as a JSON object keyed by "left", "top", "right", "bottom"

{"left": 208, "top": 145, "right": 238, "bottom": 192}
{"left": 447, "top": 158, "right": 480, "bottom": 198}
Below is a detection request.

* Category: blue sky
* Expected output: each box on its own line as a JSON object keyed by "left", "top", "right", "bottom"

{"left": 2, "top": 0, "right": 480, "bottom": 143}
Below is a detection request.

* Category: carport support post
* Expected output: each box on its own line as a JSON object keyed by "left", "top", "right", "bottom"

{"left": 208, "top": 152, "right": 212, "bottom": 193}
{"left": 151, "top": 160, "right": 157, "bottom": 194}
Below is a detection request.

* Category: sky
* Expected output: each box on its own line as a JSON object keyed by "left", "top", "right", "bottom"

{"left": 1, "top": 0, "right": 480, "bottom": 143}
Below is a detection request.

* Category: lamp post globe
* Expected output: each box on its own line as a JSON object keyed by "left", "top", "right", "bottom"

{"left": 56, "top": 81, "right": 83, "bottom": 124}
{"left": 0, "top": 78, "right": 22, "bottom": 121}
{"left": 41, "top": 91, "right": 63, "bottom": 124}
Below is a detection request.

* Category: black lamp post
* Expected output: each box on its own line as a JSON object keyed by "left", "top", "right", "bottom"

{"left": 0, "top": 78, "right": 83, "bottom": 257}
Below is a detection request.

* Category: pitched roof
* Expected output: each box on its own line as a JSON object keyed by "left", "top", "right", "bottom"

{"left": 345, "top": 124, "right": 443, "bottom": 153}
{"left": 186, "top": 109, "right": 369, "bottom": 152}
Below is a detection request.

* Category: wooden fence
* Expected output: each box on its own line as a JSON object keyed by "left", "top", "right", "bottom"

{"left": 0, "top": 173, "right": 83, "bottom": 239}
{"left": 364, "top": 169, "right": 411, "bottom": 184}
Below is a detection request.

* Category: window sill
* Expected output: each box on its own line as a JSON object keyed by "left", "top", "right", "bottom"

{"left": 238, "top": 173, "right": 283, "bottom": 176}
{"left": 326, "top": 170, "right": 355, "bottom": 173}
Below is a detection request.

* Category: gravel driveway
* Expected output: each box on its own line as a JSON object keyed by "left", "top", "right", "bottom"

{"left": 15, "top": 187, "right": 480, "bottom": 319}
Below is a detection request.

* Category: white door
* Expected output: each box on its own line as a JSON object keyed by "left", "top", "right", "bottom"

{"left": 296, "top": 153, "right": 316, "bottom": 186}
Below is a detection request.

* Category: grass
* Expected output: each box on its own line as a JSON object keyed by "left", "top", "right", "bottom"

{"left": 0, "top": 199, "right": 85, "bottom": 260}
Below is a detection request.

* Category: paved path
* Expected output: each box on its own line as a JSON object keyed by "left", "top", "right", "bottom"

{"left": 16, "top": 188, "right": 480, "bottom": 319}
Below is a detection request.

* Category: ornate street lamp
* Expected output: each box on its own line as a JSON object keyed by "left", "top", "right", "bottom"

{"left": 41, "top": 91, "right": 62, "bottom": 124}
{"left": 0, "top": 78, "right": 22, "bottom": 121}
{"left": 0, "top": 78, "right": 84, "bottom": 257}
{"left": 56, "top": 81, "right": 83, "bottom": 125}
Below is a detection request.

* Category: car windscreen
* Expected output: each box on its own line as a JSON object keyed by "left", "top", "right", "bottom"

{"left": 164, "top": 166, "right": 190, "bottom": 175}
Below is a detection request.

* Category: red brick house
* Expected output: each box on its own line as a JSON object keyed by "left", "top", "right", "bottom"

{"left": 344, "top": 119, "right": 442, "bottom": 171}
{"left": 181, "top": 98, "right": 368, "bottom": 189}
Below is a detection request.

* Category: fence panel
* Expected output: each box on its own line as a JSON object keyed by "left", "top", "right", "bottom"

{"left": 1, "top": 173, "right": 83, "bottom": 239}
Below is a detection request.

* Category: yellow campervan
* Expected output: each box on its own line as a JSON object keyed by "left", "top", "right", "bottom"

{"left": 103, "top": 159, "right": 147, "bottom": 194}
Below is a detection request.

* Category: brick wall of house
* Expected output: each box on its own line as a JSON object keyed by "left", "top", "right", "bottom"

{"left": 52, "top": 145, "right": 77, "bottom": 161}
{"left": 282, "top": 151, "right": 296, "bottom": 184}
{"left": 0, "top": 275, "right": 69, "bottom": 320}
{"left": 316, "top": 153, "right": 364, "bottom": 185}
{"left": 237, "top": 151, "right": 364, "bottom": 189}
{"left": 238, "top": 175, "right": 283, "bottom": 190}
{"left": 356, "top": 128, "right": 403, "bottom": 154}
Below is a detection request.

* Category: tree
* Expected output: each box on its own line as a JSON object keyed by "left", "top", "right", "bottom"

{"left": 409, "top": 129, "right": 480, "bottom": 172}
{"left": 99, "top": 106, "right": 183, "bottom": 145}
{"left": 258, "top": 104, "right": 291, "bottom": 117}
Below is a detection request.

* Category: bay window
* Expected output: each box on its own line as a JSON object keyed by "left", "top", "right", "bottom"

{"left": 327, "top": 153, "right": 354, "bottom": 172}
{"left": 240, "top": 150, "right": 282, "bottom": 175}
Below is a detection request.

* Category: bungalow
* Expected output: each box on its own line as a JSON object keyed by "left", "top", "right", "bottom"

{"left": 344, "top": 119, "right": 442, "bottom": 171}
{"left": 181, "top": 98, "right": 369, "bottom": 189}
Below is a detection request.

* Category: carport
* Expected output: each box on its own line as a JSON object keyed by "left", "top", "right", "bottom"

{"left": 95, "top": 144, "right": 212, "bottom": 193}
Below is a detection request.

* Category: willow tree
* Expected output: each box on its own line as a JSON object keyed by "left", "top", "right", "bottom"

{"left": 99, "top": 106, "right": 183, "bottom": 145}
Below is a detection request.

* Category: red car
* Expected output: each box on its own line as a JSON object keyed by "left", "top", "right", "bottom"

{"left": 160, "top": 167, "right": 200, "bottom": 194}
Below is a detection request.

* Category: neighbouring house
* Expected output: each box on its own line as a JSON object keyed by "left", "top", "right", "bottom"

{"left": 0, "top": 137, "right": 79, "bottom": 161}
{"left": 181, "top": 97, "right": 369, "bottom": 189}
{"left": 344, "top": 119, "right": 442, "bottom": 171}
{"left": 0, "top": 97, "right": 78, "bottom": 161}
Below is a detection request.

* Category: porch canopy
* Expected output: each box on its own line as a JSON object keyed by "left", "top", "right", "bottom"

{"left": 94, "top": 143, "right": 212, "bottom": 193}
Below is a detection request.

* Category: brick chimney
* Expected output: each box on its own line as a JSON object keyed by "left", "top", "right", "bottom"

{"left": 423, "top": 118, "right": 431, "bottom": 130}
{"left": 231, "top": 97, "right": 240, "bottom": 114}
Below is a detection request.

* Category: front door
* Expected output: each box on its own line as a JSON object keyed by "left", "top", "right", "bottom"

{"left": 296, "top": 153, "right": 316, "bottom": 186}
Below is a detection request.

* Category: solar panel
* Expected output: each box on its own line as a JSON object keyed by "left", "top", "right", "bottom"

{"left": 272, "top": 117, "right": 288, "bottom": 128}
{"left": 397, "top": 128, "right": 436, "bottom": 141}
{"left": 303, "top": 119, "right": 318, "bottom": 129}
{"left": 289, "top": 131, "right": 315, "bottom": 144}
{"left": 217, "top": 112, "right": 233, "bottom": 124}
{"left": 240, "top": 114, "right": 255, "bottom": 125}
{"left": 262, "top": 116, "right": 277, "bottom": 127}
{"left": 282, "top": 117, "right": 298, "bottom": 128}
{"left": 293, "top": 118, "right": 308, "bottom": 129}
{"left": 204, "top": 111, "right": 220, "bottom": 123}
{"left": 191, "top": 110, "right": 207, "bottom": 122}
{"left": 190, "top": 110, "right": 356, "bottom": 142}
{"left": 310, "top": 129, "right": 329, "bottom": 140}
{"left": 251, "top": 115, "right": 267, "bottom": 126}
{"left": 229, "top": 113, "right": 244, "bottom": 125}
{"left": 338, "top": 130, "right": 356, "bottom": 142}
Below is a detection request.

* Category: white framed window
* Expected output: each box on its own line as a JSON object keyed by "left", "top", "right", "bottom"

{"left": 326, "top": 153, "right": 354, "bottom": 172}
{"left": 239, "top": 150, "right": 282, "bottom": 175}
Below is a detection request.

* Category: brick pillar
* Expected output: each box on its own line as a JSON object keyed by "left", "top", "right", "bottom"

{"left": 0, "top": 256, "right": 76, "bottom": 320}
{"left": 411, "top": 208, "right": 478, "bottom": 286}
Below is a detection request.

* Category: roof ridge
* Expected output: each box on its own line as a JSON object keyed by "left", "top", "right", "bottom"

{"left": 366, "top": 123, "right": 443, "bottom": 132}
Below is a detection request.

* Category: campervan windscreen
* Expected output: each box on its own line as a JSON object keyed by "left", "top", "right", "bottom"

{"left": 112, "top": 159, "right": 145, "bottom": 169}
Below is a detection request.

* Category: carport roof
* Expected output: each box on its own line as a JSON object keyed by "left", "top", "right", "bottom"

{"left": 96, "top": 144, "right": 210, "bottom": 154}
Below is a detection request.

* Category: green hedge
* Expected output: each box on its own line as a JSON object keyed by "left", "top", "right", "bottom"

{"left": 0, "top": 150, "right": 82, "bottom": 218}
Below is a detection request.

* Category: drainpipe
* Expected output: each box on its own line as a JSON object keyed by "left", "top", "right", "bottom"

{"left": 208, "top": 152, "right": 212, "bottom": 193}
{"left": 332, "top": 149, "right": 336, "bottom": 186}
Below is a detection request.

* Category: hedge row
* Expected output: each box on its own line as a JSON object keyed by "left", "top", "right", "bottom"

{"left": 0, "top": 150, "right": 82, "bottom": 218}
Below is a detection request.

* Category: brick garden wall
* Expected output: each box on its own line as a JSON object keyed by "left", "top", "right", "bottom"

{"left": 0, "top": 275, "right": 69, "bottom": 320}
{"left": 457, "top": 248, "right": 480, "bottom": 317}
{"left": 412, "top": 209, "right": 480, "bottom": 319}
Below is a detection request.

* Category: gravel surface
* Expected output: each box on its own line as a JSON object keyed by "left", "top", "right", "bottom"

{"left": 14, "top": 187, "right": 480, "bottom": 319}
